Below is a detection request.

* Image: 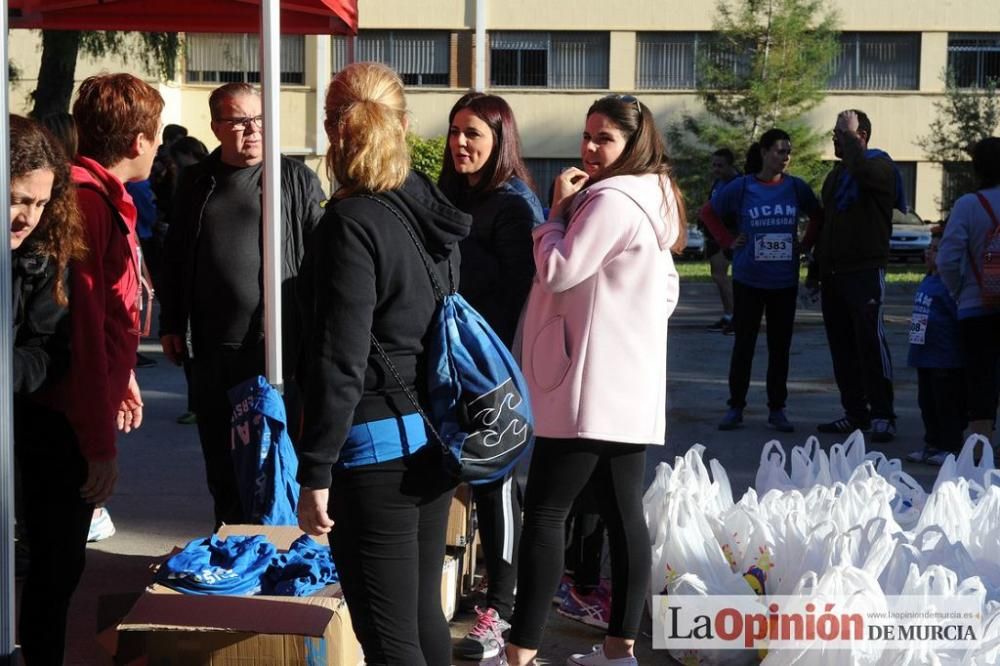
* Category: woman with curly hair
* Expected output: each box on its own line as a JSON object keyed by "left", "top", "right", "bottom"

{"left": 9, "top": 113, "right": 88, "bottom": 664}
{"left": 10, "top": 114, "right": 86, "bottom": 388}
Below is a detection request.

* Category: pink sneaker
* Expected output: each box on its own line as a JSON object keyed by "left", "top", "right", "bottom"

{"left": 556, "top": 583, "right": 611, "bottom": 630}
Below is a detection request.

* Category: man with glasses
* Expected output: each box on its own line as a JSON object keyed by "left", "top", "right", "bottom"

{"left": 159, "top": 82, "right": 325, "bottom": 529}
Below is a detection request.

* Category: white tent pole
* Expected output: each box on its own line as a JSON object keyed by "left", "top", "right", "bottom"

{"left": 261, "top": 0, "right": 283, "bottom": 390}
{"left": 0, "top": 0, "right": 18, "bottom": 661}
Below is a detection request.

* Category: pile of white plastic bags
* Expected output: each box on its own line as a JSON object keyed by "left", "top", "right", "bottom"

{"left": 644, "top": 433, "right": 1000, "bottom": 665}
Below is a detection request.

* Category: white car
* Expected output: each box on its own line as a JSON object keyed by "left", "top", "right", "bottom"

{"left": 890, "top": 210, "right": 931, "bottom": 262}
{"left": 682, "top": 224, "right": 705, "bottom": 259}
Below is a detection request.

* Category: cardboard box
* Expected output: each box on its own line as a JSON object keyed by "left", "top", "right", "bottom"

{"left": 446, "top": 483, "right": 473, "bottom": 547}
{"left": 117, "top": 525, "right": 463, "bottom": 664}
{"left": 118, "top": 525, "right": 363, "bottom": 666}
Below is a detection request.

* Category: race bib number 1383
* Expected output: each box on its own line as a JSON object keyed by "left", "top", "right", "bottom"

{"left": 754, "top": 233, "right": 793, "bottom": 262}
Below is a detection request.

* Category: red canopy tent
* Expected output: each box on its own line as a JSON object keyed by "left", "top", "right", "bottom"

{"left": 9, "top": 0, "right": 356, "bottom": 34}
{"left": 1, "top": 1, "right": 357, "bottom": 660}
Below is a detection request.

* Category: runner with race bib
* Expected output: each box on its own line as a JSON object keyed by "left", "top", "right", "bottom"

{"left": 700, "top": 128, "right": 822, "bottom": 433}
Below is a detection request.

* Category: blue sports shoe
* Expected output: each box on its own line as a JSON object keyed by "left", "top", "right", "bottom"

{"left": 718, "top": 407, "right": 743, "bottom": 431}
{"left": 768, "top": 409, "right": 794, "bottom": 433}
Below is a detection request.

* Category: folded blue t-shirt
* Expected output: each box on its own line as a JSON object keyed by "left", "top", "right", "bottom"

{"left": 155, "top": 534, "right": 277, "bottom": 596}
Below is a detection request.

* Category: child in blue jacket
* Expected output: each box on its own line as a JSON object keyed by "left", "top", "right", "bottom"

{"left": 906, "top": 224, "right": 966, "bottom": 465}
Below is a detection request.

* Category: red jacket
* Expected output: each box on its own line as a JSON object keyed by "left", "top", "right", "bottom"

{"left": 44, "top": 156, "right": 141, "bottom": 462}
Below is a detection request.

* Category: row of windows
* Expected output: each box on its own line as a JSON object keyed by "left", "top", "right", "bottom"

{"left": 184, "top": 31, "right": 1000, "bottom": 91}
{"left": 523, "top": 159, "right": 918, "bottom": 213}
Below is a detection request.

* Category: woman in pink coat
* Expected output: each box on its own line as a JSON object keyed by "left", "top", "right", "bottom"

{"left": 506, "top": 95, "right": 687, "bottom": 666}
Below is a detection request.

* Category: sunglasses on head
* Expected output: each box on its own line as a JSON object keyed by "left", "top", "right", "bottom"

{"left": 602, "top": 94, "right": 641, "bottom": 112}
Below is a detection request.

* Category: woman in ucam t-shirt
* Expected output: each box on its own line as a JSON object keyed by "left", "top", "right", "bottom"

{"left": 701, "top": 128, "right": 822, "bottom": 433}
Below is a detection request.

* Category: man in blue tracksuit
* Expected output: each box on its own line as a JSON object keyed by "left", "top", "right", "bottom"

{"left": 815, "top": 109, "right": 906, "bottom": 443}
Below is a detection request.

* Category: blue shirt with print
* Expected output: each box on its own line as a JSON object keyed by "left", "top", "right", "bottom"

{"left": 711, "top": 175, "right": 819, "bottom": 289}
{"left": 907, "top": 273, "right": 963, "bottom": 369}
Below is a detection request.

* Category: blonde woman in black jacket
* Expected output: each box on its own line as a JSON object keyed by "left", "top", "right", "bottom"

{"left": 295, "top": 63, "right": 472, "bottom": 665}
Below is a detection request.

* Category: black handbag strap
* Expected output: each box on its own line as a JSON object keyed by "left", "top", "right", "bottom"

{"left": 359, "top": 194, "right": 455, "bottom": 300}
{"left": 358, "top": 194, "right": 452, "bottom": 456}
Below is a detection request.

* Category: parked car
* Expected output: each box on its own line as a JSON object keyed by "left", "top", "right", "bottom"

{"left": 682, "top": 224, "right": 705, "bottom": 259}
{"left": 890, "top": 210, "right": 931, "bottom": 262}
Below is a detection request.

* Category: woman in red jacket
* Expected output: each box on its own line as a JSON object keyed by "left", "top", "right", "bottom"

{"left": 16, "top": 74, "right": 162, "bottom": 666}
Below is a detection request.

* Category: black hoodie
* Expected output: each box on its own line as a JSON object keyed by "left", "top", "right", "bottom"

{"left": 295, "top": 171, "right": 472, "bottom": 489}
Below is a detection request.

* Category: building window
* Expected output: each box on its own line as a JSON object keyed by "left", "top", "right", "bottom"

{"left": 524, "top": 158, "right": 580, "bottom": 204}
{"left": 332, "top": 31, "right": 450, "bottom": 86}
{"left": 948, "top": 34, "right": 1000, "bottom": 88}
{"left": 895, "top": 162, "right": 917, "bottom": 214}
{"left": 185, "top": 33, "right": 305, "bottom": 85}
{"left": 490, "top": 32, "right": 609, "bottom": 89}
{"left": 827, "top": 32, "right": 920, "bottom": 90}
{"left": 636, "top": 32, "right": 701, "bottom": 89}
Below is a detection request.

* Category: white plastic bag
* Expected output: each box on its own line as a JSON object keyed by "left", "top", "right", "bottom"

{"left": 934, "top": 435, "right": 996, "bottom": 492}
{"left": 756, "top": 440, "right": 796, "bottom": 496}
{"left": 790, "top": 436, "right": 833, "bottom": 489}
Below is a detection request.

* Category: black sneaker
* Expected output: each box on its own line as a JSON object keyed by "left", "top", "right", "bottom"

{"left": 707, "top": 317, "right": 730, "bottom": 332}
{"left": 817, "top": 416, "right": 869, "bottom": 434}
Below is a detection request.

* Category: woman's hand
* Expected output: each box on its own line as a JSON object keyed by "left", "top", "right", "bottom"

{"left": 549, "top": 167, "right": 590, "bottom": 220}
{"left": 298, "top": 487, "right": 334, "bottom": 537}
{"left": 730, "top": 233, "right": 748, "bottom": 250}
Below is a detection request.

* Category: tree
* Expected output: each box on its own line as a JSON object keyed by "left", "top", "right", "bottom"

{"left": 666, "top": 0, "right": 839, "bottom": 206}
{"left": 407, "top": 134, "right": 446, "bottom": 183}
{"left": 917, "top": 72, "right": 1000, "bottom": 213}
{"left": 30, "top": 30, "right": 180, "bottom": 119}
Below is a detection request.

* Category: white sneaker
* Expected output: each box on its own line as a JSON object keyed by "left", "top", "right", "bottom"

{"left": 566, "top": 644, "right": 638, "bottom": 666}
{"left": 87, "top": 507, "right": 116, "bottom": 542}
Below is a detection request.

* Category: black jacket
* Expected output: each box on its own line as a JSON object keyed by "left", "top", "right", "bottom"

{"left": 158, "top": 150, "right": 325, "bottom": 374}
{"left": 818, "top": 152, "right": 897, "bottom": 275}
{"left": 12, "top": 250, "right": 70, "bottom": 394}
{"left": 296, "top": 171, "right": 472, "bottom": 489}
{"left": 449, "top": 177, "right": 541, "bottom": 347}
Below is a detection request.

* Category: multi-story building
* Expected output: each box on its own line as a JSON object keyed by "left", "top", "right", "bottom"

{"left": 9, "top": 0, "right": 1000, "bottom": 216}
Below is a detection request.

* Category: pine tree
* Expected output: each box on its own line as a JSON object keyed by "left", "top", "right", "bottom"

{"left": 917, "top": 72, "right": 1000, "bottom": 213}
{"left": 666, "top": 0, "right": 839, "bottom": 206}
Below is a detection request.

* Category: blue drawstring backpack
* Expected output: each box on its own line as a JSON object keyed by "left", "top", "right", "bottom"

{"left": 363, "top": 195, "right": 534, "bottom": 486}
{"left": 228, "top": 376, "right": 300, "bottom": 525}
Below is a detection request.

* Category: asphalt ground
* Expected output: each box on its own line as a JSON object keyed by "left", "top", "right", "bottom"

{"left": 27, "top": 278, "right": 949, "bottom": 665}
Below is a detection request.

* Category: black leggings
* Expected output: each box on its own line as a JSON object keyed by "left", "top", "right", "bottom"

{"left": 328, "top": 446, "right": 455, "bottom": 666}
{"left": 960, "top": 313, "right": 1000, "bottom": 423}
{"left": 728, "top": 280, "right": 798, "bottom": 409}
{"left": 14, "top": 400, "right": 93, "bottom": 666}
{"left": 472, "top": 472, "right": 521, "bottom": 621}
{"left": 509, "top": 438, "right": 650, "bottom": 648}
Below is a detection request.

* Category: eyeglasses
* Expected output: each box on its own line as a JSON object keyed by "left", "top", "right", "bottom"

{"left": 217, "top": 115, "right": 264, "bottom": 131}
{"left": 602, "top": 94, "right": 641, "bottom": 112}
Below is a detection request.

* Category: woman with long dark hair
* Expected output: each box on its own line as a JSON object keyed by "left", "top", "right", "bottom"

{"left": 506, "top": 95, "right": 686, "bottom": 666}
{"left": 295, "top": 62, "right": 471, "bottom": 665}
{"left": 701, "top": 129, "right": 822, "bottom": 433}
{"left": 438, "top": 92, "right": 542, "bottom": 661}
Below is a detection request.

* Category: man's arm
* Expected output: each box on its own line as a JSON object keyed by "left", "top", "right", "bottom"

{"left": 834, "top": 111, "right": 895, "bottom": 196}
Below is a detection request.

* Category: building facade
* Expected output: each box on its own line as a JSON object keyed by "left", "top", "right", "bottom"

{"left": 9, "top": 0, "right": 1000, "bottom": 216}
